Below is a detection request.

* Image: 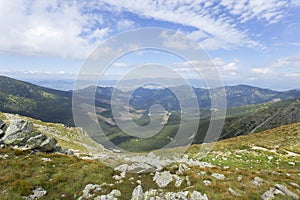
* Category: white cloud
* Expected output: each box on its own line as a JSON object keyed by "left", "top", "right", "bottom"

{"left": 0, "top": 0, "right": 108, "bottom": 59}
{"left": 0, "top": 0, "right": 297, "bottom": 59}
{"left": 117, "top": 19, "right": 135, "bottom": 30}
{"left": 223, "top": 62, "right": 239, "bottom": 71}
{"left": 250, "top": 67, "right": 274, "bottom": 75}
{"left": 160, "top": 31, "right": 196, "bottom": 50}
{"left": 96, "top": 0, "right": 294, "bottom": 50}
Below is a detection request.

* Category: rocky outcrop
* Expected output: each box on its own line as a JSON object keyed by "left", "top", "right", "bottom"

{"left": 0, "top": 119, "right": 60, "bottom": 153}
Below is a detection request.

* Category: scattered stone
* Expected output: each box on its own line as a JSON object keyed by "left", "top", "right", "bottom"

{"left": 288, "top": 162, "right": 296, "bottom": 165}
{"left": 114, "top": 164, "right": 128, "bottom": 174}
{"left": 113, "top": 175, "right": 122, "bottom": 181}
{"left": 173, "top": 175, "right": 183, "bottom": 187}
{"left": 190, "top": 190, "right": 209, "bottom": 200}
{"left": 95, "top": 189, "right": 121, "bottom": 200}
{"left": 80, "top": 184, "right": 101, "bottom": 199}
{"left": 41, "top": 158, "right": 51, "bottom": 162}
{"left": 27, "top": 187, "right": 47, "bottom": 200}
{"left": 275, "top": 184, "right": 299, "bottom": 200}
{"left": 261, "top": 187, "right": 285, "bottom": 200}
{"left": 177, "top": 163, "right": 190, "bottom": 175}
{"left": 228, "top": 187, "right": 239, "bottom": 196}
{"left": 290, "top": 182, "right": 300, "bottom": 189}
{"left": 164, "top": 191, "right": 188, "bottom": 199}
{"left": 153, "top": 171, "right": 173, "bottom": 188}
{"left": 203, "top": 180, "right": 211, "bottom": 186}
{"left": 211, "top": 173, "right": 225, "bottom": 180}
{"left": 253, "top": 177, "right": 264, "bottom": 186}
{"left": 198, "top": 171, "right": 207, "bottom": 176}
{"left": 237, "top": 175, "right": 243, "bottom": 182}
{"left": 131, "top": 185, "right": 143, "bottom": 200}
{"left": 67, "top": 149, "right": 74, "bottom": 155}
{"left": 186, "top": 176, "right": 191, "bottom": 186}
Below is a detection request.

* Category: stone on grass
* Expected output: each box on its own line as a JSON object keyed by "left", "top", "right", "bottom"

{"left": 190, "top": 190, "right": 209, "bottom": 200}
{"left": 153, "top": 171, "right": 173, "bottom": 188}
{"left": 275, "top": 184, "right": 299, "bottom": 200}
{"left": 261, "top": 187, "right": 284, "bottom": 200}
{"left": 211, "top": 173, "right": 225, "bottom": 180}
{"left": 131, "top": 185, "right": 143, "bottom": 200}
{"left": 252, "top": 177, "right": 263, "bottom": 186}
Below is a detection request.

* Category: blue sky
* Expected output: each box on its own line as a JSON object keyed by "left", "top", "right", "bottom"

{"left": 0, "top": 0, "right": 299, "bottom": 90}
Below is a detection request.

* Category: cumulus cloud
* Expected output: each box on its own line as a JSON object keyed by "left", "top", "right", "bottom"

{"left": 0, "top": 0, "right": 108, "bottom": 59}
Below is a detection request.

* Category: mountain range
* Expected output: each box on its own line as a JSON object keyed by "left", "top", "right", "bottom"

{"left": 1, "top": 75, "right": 300, "bottom": 151}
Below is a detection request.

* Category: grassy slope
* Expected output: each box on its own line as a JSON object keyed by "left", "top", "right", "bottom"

{"left": 0, "top": 76, "right": 73, "bottom": 126}
{"left": 0, "top": 120, "right": 299, "bottom": 199}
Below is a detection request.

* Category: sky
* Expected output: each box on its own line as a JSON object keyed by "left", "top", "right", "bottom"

{"left": 0, "top": 0, "right": 299, "bottom": 90}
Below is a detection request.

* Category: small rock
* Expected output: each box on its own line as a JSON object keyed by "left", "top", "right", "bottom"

{"left": 290, "top": 182, "right": 300, "bottom": 189}
{"left": 261, "top": 187, "right": 285, "bottom": 200}
{"left": 211, "top": 173, "right": 225, "bottom": 180}
{"left": 288, "top": 162, "right": 296, "bottom": 165}
{"left": 81, "top": 184, "right": 101, "bottom": 198}
{"left": 253, "top": 177, "right": 263, "bottom": 186}
{"left": 153, "top": 171, "right": 173, "bottom": 188}
{"left": 41, "top": 158, "right": 51, "bottom": 162}
{"left": 186, "top": 176, "right": 191, "bottom": 186}
{"left": 67, "top": 149, "right": 74, "bottom": 155}
{"left": 190, "top": 190, "right": 209, "bottom": 200}
{"left": 177, "top": 163, "right": 190, "bottom": 175}
{"left": 113, "top": 175, "right": 122, "bottom": 181}
{"left": 173, "top": 175, "right": 183, "bottom": 187}
{"left": 237, "top": 175, "right": 243, "bottom": 182}
{"left": 203, "top": 180, "right": 211, "bottom": 186}
{"left": 131, "top": 185, "right": 143, "bottom": 200}
{"left": 275, "top": 184, "right": 299, "bottom": 200}
{"left": 228, "top": 188, "right": 239, "bottom": 196}
{"left": 29, "top": 187, "right": 47, "bottom": 199}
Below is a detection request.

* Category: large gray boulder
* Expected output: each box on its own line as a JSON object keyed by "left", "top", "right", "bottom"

{"left": 26, "top": 134, "right": 47, "bottom": 149}
{"left": 3, "top": 120, "right": 38, "bottom": 146}
{"left": 38, "top": 137, "right": 57, "bottom": 152}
